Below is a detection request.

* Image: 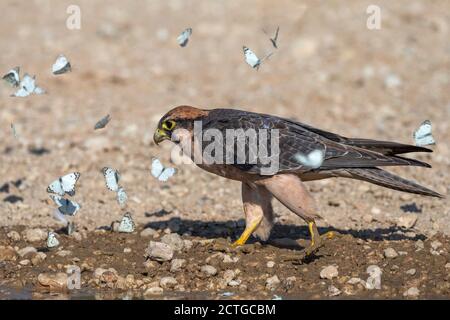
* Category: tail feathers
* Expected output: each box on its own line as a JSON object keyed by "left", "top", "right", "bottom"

{"left": 346, "top": 168, "right": 443, "bottom": 198}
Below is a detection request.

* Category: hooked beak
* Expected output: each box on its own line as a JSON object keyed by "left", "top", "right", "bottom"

{"left": 153, "top": 128, "right": 169, "bottom": 145}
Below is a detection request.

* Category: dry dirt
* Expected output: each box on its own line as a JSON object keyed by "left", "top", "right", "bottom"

{"left": 0, "top": 0, "right": 449, "bottom": 299}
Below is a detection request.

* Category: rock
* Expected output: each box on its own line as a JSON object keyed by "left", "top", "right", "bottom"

{"left": 23, "top": 228, "right": 47, "bottom": 242}
{"left": 266, "top": 261, "right": 275, "bottom": 268}
{"left": 445, "top": 263, "right": 450, "bottom": 269}
{"left": 222, "top": 254, "right": 238, "bottom": 263}
{"left": 347, "top": 277, "right": 363, "bottom": 285}
{"left": 56, "top": 250, "right": 72, "bottom": 257}
{"left": 144, "top": 286, "right": 163, "bottom": 296}
{"left": 0, "top": 245, "right": 17, "bottom": 261}
{"left": 170, "top": 259, "right": 186, "bottom": 272}
{"left": 415, "top": 240, "right": 424, "bottom": 251}
{"left": 94, "top": 268, "right": 108, "bottom": 279}
{"left": 201, "top": 265, "right": 217, "bottom": 276}
{"left": 403, "top": 287, "right": 420, "bottom": 297}
{"left": 160, "top": 276, "right": 178, "bottom": 289}
{"left": 371, "top": 207, "right": 381, "bottom": 215}
{"left": 7, "top": 231, "right": 21, "bottom": 241}
{"left": 384, "top": 248, "right": 398, "bottom": 259}
{"left": 320, "top": 265, "right": 339, "bottom": 280}
{"left": 140, "top": 228, "right": 157, "bottom": 238}
{"left": 31, "top": 252, "right": 47, "bottom": 265}
{"left": 19, "top": 259, "right": 30, "bottom": 266}
{"left": 362, "top": 214, "right": 373, "bottom": 223}
{"left": 17, "top": 246, "right": 37, "bottom": 258}
{"left": 328, "top": 285, "right": 341, "bottom": 297}
{"left": 38, "top": 272, "right": 68, "bottom": 291}
{"left": 183, "top": 239, "right": 193, "bottom": 251}
{"left": 430, "top": 240, "right": 442, "bottom": 250}
{"left": 145, "top": 241, "right": 174, "bottom": 262}
{"left": 229, "top": 280, "right": 241, "bottom": 287}
{"left": 123, "top": 247, "right": 132, "bottom": 253}
{"left": 397, "top": 215, "right": 418, "bottom": 229}
{"left": 406, "top": 268, "right": 416, "bottom": 275}
{"left": 161, "top": 233, "right": 184, "bottom": 252}
{"left": 266, "top": 275, "right": 281, "bottom": 291}
{"left": 223, "top": 270, "right": 236, "bottom": 284}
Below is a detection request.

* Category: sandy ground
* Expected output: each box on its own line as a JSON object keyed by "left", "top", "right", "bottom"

{"left": 0, "top": 0, "right": 449, "bottom": 299}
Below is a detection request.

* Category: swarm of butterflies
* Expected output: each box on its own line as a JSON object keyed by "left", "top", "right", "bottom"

{"left": 43, "top": 158, "right": 176, "bottom": 247}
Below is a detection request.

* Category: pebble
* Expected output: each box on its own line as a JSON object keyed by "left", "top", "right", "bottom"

{"left": 23, "top": 228, "right": 47, "bottom": 242}
{"left": 160, "top": 276, "right": 178, "bottom": 289}
{"left": 371, "top": 207, "right": 381, "bottom": 215}
{"left": 123, "top": 247, "right": 132, "bottom": 253}
{"left": 403, "top": 287, "right": 420, "bottom": 297}
{"left": 415, "top": 240, "right": 424, "bottom": 251}
{"left": 328, "top": 285, "right": 341, "bottom": 297}
{"left": 201, "top": 265, "right": 218, "bottom": 276}
{"left": 170, "top": 259, "right": 186, "bottom": 272}
{"left": 56, "top": 250, "right": 72, "bottom": 257}
{"left": 347, "top": 277, "right": 363, "bottom": 285}
{"left": 161, "top": 233, "right": 184, "bottom": 252}
{"left": 266, "top": 275, "right": 281, "bottom": 291}
{"left": 144, "top": 286, "right": 163, "bottom": 296}
{"left": 19, "top": 259, "right": 30, "bottom": 266}
{"left": 0, "top": 245, "right": 17, "bottom": 261}
{"left": 320, "top": 265, "right": 339, "bottom": 280}
{"left": 383, "top": 248, "right": 398, "bottom": 259}
{"left": 397, "top": 215, "right": 418, "bottom": 229}
{"left": 183, "top": 239, "right": 193, "bottom": 251}
{"left": 145, "top": 241, "right": 174, "bottom": 262}
{"left": 38, "top": 272, "right": 68, "bottom": 291}
{"left": 430, "top": 240, "right": 442, "bottom": 250}
{"left": 31, "top": 252, "right": 47, "bottom": 265}
{"left": 140, "top": 228, "right": 157, "bottom": 238}
{"left": 7, "top": 231, "right": 21, "bottom": 241}
{"left": 223, "top": 270, "right": 236, "bottom": 284}
{"left": 445, "top": 263, "right": 450, "bottom": 269}
{"left": 222, "top": 254, "right": 238, "bottom": 263}
{"left": 228, "top": 280, "right": 241, "bottom": 287}
{"left": 17, "top": 246, "right": 37, "bottom": 258}
{"left": 266, "top": 261, "right": 275, "bottom": 268}
{"left": 406, "top": 268, "right": 416, "bottom": 275}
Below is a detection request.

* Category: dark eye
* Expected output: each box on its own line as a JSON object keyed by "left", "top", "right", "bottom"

{"left": 162, "top": 120, "right": 176, "bottom": 131}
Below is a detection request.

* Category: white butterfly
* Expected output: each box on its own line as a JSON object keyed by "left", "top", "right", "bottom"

{"left": 47, "top": 172, "right": 81, "bottom": 197}
{"left": 243, "top": 46, "right": 273, "bottom": 70}
{"left": 102, "top": 167, "right": 128, "bottom": 206}
{"left": 118, "top": 212, "right": 135, "bottom": 233}
{"left": 11, "top": 73, "right": 46, "bottom": 97}
{"left": 151, "top": 158, "right": 176, "bottom": 182}
{"left": 2, "top": 67, "right": 20, "bottom": 87}
{"left": 52, "top": 54, "right": 71, "bottom": 75}
{"left": 47, "top": 231, "right": 60, "bottom": 248}
{"left": 116, "top": 187, "right": 128, "bottom": 206}
{"left": 413, "top": 120, "right": 435, "bottom": 147}
{"left": 294, "top": 149, "right": 325, "bottom": 169}
{"left": 49, "top": 195, "right": 81, "bottom": 216}
{"left": 177, "top": 28, "right": 192, "bottom": 47}
{"left": 94, "top": 114, "right": 111, "bottom": 130}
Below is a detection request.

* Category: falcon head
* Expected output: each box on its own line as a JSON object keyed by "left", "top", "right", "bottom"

{"left": 153, "top": 105, "right": 209, "bottom": 145}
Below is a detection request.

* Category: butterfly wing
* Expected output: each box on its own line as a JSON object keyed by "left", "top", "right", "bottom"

{"left": 414, "top": 120, "right": 435, "bottom": 146}
{"left": 116, "top": 187, "right": 128, "bottom": 206}
{"left": 52, "top": 54, "right": 71, "bottom": 75}
{"left": 47, "top": 180, "right": 64, "bottom": 196}
{"left": 102, "top": 167, "right": 120, "bottom": 192}
{"left": 2, "top": 67, "right": 20, "bottom": 87}
{"left": 158, "top": 167, "right": 176, "bottom": 182}
{"left": 151, "top": 158, "right": 164, "bottom": 178}
{"left": 243, "top": 47, "right": 260, "bottom": 69}
{"left": 47, "top": 232, "right": 60, "bottom": 248}
{"left": 60, "top": 172, "right": 81, "bottom": 196}
{"left": 118, "top": 213, "right": 135, "bottom": 233}
{"left": 94, "top": 114, "right": 111, "bottom": 130}
{"left": 177, "top": 28, "right": 192, "bottom": 47}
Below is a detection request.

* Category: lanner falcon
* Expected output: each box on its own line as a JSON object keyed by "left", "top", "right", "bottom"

{"left": 153, "top": 106, "right": 442, "bottom": 256}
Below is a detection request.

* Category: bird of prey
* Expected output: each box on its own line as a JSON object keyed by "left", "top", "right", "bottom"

{"left": 153, "top": 106, "right": 442, "bottom": 256}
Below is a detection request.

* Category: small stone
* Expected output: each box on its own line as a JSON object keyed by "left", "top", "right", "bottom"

{"left": 328, "top": 285, "right": 341, "bottom": 297}
{"left": 397, "top": 215, "right": 418, "bottom": 229}
{"left": 56, "top": 250, "right": 72, "bottom": 257}
{"left": 384, "top": 248, "right": 398, "bottom": 259}
{"left": 362, "top": 214, "right": 373, "bottom": 223}
{"left": 123, "top": 247, "right": 132, "bottom": 253}
{"left": 347, "top": 277, "right": 362, "bottom": 285}
{"left": 161, "top": 233, "right": 184, "bottom": 252}
{"left": 183, "top": 240, "right": 193, "bottom": 251}
{"left": 403, "top": 287, "right": 420, "bottom": 297}
{"left": 266, "top": 275, "right": 281, "bottom": 291}
{"left": 201, "top": 265, "right": 217, "bottom": 276}
{"left": 19, "top": 259, "right": 30, "bottom": 266}
{"left": 160, "top": 276, "right": 178, "bottom": 289}
{"left": 17, "top": 246, "right": 37, "bottom": 258}
{"left": 445, "top": 263, "right": 450, "bottom": 269}
{"left": 415, "top": 240, "right": 424, "bottom": 251}
{"left": 38, "top": 272, "right": 68, "bottom": 291}
{"left": 406, "top": 268, "right": 416, "bottom": 275}
{"left": 145, "top": 241, "right": 174, "bottom": 262}
{"left": 266, "top": 261, "right": 275, "bottom": 268}
{"left": 140, "top": 228, "right": 157, "bottom": 238}
{"left": 7, "top": 231, "right": 21, "bottom": 241}
{"left": 228, "top": 280, "right": 241, "bottom": 287}
{"left": 320, "top": 265, "right": 339, "bottom": 280}
{"left": 223, "top": 270, "right": 236, "bottom": 284}
{"left": 430, "top": 240, "right": 442, "bottom": 250}
{"left": 144, "top": 286, "right": 163, "bottom": 296}
{"left": 0, "top": 246, "right": 17, "bottom": 261}
{"left": 31, "top": 252, "right": 47, "bottom": 265}
{"left": 23, "top": 228, "right": 47, "bottom": 242}
{"left": 170, "top": 259, "right": 186, "bottom": 272}
{"left": 371, "top": 207, "right": 381, "bottom": 215}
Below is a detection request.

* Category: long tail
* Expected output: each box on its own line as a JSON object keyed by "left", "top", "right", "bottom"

{"left": 346, "top": 168, "right": 443, "bottom": 198}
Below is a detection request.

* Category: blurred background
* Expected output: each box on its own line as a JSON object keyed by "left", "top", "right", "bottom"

{"left": 0, "top": 0, "right": 449, "bottom": 236}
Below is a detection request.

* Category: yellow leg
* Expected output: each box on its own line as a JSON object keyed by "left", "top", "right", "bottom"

{"left": 231, "top": 217, "right": 262, "bottom": 248}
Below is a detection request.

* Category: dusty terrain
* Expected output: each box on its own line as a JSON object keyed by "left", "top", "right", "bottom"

{"left": 0, "top": 0, "right": 449, "bottom": 299}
